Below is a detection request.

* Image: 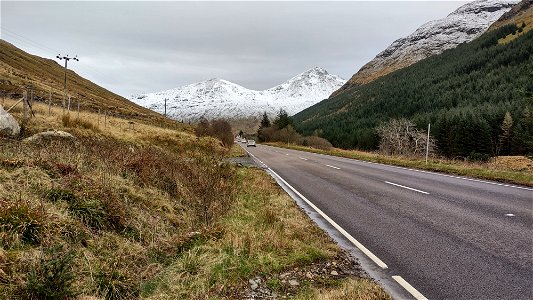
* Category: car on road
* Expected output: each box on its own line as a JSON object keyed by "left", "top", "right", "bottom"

{"left": 246, "top": 139, "right": 256, "bottom": 147}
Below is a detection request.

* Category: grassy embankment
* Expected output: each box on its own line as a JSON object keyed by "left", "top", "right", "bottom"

{"left": 0, "top": 98, "right": 389, "bottom": 299}
{"left": 266, "top": 142, "right": 533, "bottom": 187}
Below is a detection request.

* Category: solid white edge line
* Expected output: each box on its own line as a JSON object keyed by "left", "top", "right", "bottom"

{"left": 264, "top": 145, "right": 533, "bottom": 192}
{"left": 392, "top": 276, "right": 428, "bottom": 300}
{"left": 268, "top": 168, "right": 388, "bottom": 269}
{"left": 325, "top": 164, "right": 341, "bottom": 170}
{"left": 385, "top": 181, "right": 430, "bottom": 195}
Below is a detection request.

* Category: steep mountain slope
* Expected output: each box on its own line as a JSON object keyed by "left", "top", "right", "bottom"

{"left": 294, "top": 23, "right": 533, "bottom": 157}
{"left": 0, "top": 40, "right": 173, "bottom": 126}
{"left": 490, "top": 0, "right": 532, "bottom": 30}
{"left": 130, "top": 67, "right": 345, "bottom": 121}
{"left": 330, "top": 0, "right": 518, "bottom": 97}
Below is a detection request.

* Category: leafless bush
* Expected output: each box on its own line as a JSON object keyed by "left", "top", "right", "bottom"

{"left": 194, "top": 118, "right": 234, "bottom": 148}
{"left": 300, "top": 136, "right": 333, "bottom": 150}
{"left": 273, "top": 125, "right": 301, "bottom": 144}
{"left": 376, "top": 118, "right": 435, "bottom": 157}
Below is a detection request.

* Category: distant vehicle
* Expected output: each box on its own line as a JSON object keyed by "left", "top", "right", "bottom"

{"left": 241, "top": 138, "right": 247, "bottom": 143}
{"left": 246, "top": 139, "right": 256, "bottom": 147}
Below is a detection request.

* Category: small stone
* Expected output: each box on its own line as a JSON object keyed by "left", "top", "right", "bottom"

{"left": 288, "top": 279, "right": 299, "bottom": 287}
{"left": 251, "top": 283, "right": 258, "bottom": 290}
{"left": 249, "top": 279, "right": 255, "bottom": 285}
{"left": 305, "top": 272, "right": 313, "bottom": 279}
{"left": 330, "top": 270, "right": 339, "bottom": 276}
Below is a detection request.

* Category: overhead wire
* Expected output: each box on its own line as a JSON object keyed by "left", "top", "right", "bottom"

{"left": 0, "top": 26, "right": 116, "bottom": 87}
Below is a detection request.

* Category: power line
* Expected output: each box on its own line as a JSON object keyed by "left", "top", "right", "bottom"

{"left": 1, "top": 27, "right": 116, "bottom": 90}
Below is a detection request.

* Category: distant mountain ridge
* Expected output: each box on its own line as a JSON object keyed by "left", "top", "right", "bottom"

{"left": 131, "top": 67, "right": 345, "bottom": 121}
{"left": 331, "top": 0, "right": 518, "bottom": 97}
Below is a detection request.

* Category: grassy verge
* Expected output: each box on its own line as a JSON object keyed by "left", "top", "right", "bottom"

{"left": 0, "top": 99, "right": 389, "bottom": 299}
{"left": 265, "top": 143, "right": 533, "bottom": 187}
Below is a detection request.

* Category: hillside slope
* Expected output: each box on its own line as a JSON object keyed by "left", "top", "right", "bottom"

{"left": 130, "top": 67, "right": 345, "bottom": 121}
{"left": 330, "top": 0, "right": 518, "bottom": 97}
{"left": 0, "top": 40, "right": 172, "bottom": 126}
{"left": 294, "top": 22, "right": 533, "bottom": 157}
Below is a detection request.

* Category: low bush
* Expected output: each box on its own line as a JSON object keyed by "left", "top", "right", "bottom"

{"left": 0, "top": 199, "right": 45, "bottom": 247}
{"left": 25, "top": 245, "right": 78, "bottom": 299}
{"left": 300, "top": 136, "right": 333, "bottom": 150}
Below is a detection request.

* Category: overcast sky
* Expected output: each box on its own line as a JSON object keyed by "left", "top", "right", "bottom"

{"left": 1, "top": 1, "right": 467, "bottom": 97}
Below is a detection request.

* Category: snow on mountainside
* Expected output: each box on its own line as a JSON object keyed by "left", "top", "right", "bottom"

{"left": 131, "top": 67, "right": 345, "bottom": 121}
{"left": 331, "top": 0, "right": 519, "bottom": 97}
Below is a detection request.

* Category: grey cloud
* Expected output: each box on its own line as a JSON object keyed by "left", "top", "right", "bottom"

{"left": 1, "top": 1, "right": 467, "bottom": 96}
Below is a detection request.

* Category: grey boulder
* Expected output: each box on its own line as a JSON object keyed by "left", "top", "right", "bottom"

{"left": 0, "top": 105, "right": 21, "bottom": 137}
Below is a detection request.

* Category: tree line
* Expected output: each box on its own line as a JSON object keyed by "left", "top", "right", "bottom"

{"left": 256, "top": 109, "right": 333, "bottom": 150}
{"left": 294, "top": 24, "right": 533, "bottom": 159}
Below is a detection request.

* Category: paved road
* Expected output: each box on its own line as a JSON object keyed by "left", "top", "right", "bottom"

{"left": 242, "top": 144, "right": 533, "bottom": 300}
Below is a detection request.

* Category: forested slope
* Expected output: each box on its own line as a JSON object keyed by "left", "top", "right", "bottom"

{"left": 294, "top": 24, "right": 533, "bottom": 158}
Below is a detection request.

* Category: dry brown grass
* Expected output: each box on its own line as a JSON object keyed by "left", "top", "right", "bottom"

{"left": 296, "top": 278, "right": 391, "bottom": 300}
{"left": 0, "top": 100, "right": 388, "bottom": 299}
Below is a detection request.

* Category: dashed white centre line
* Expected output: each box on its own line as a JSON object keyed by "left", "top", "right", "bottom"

{"left": 300, "top": 157, "right": 308, "bottom": 161}
{"left": 504, "top": 213, "right": 515, "bottom": 217}
{"left": 325, "top": 164, "right": 341, "bottom": 170}
{"left": 392, "top": 276, "right": 428, "bottom": 300}
{"left": 385, "top": 181, "right": 429, "bottom": 195}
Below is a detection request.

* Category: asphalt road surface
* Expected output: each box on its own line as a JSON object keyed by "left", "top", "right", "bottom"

{"left": 242, "top": 144, "right": 533, "bottom": 300}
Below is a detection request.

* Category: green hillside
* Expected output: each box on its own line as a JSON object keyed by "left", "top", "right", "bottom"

{"left": 294, "top": 24, "right": 533, "bottom": 158}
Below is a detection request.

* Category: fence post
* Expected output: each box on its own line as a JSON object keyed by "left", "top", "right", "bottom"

{"left": 49, "top": 87, "right": 52, "bottom": 115}
{"left": 22, "top": 89, "right": 30, "bottom": 125}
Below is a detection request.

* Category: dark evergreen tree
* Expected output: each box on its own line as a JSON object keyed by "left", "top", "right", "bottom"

{"left": 260, "top": 112, "right": 271, "bottom": 128}
{"left": 273, "top": 109, "right": 293, "bottom": 130}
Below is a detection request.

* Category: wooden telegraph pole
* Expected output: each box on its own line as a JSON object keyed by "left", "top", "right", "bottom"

{"left": 56, "top": 54, "right": 79, "bottom": 115}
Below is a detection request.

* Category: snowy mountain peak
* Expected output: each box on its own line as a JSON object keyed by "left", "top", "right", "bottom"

{"left": 131, "top": 68, "right": 345, "bottom": 121}
{"left": 331, "top": 0, "right": 518, "bottom": 97}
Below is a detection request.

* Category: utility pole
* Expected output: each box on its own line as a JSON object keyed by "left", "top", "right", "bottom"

{"left": 425, "top": 123, "right": 431, "bottom": 164}
{"left": 164, "top": 98, "right": 167, "bottom": 117}
{"left": 56, "top": 54, "right": 79, "bottom": 115}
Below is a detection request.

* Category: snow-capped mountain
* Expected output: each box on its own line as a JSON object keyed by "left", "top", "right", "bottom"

{"left": 131, "top": 67, "right": 345, "bottom": 120}
{"left": 331, "top": 0, "right": 518, "bottom": 97}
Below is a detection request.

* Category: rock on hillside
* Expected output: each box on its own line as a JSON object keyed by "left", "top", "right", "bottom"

{"left": 331, "top": 0, "right": 518, "bottom": 97}
{"left": 130, "top": 67, "right": 345, "bottom": 121}
{"left": 0, "top": 105, "right": 20, "bottom": 136}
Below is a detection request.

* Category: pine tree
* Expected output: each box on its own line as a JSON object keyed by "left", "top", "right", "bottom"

{"left": 273, "top": 109, "right": 293, "bottom": 130}
{"left": 260, "top": 112, "right": 271, "bottom": 128}
{"left": 498, "top": 111, "right": 513, "bottom": 155}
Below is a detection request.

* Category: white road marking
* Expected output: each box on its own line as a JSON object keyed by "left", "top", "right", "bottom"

{"left": 285, "top": 153, "right": 289, "bottom": 156}
{"left": 268, "top": 168, "right": 388, "bottom": 269}
{"left": 243, "top": 147, "right": 268, "bottom": 168}
{"left": 300, "top": 157, "right": 308, "bottom": 160}
{"left": 385, "top": 181, "right": 429, "bottom": 195}
{"left": 264, "top": 145, "right": 533, "bottom": 191}
{"left": 325, "top": 164, "right": 341, "bottom": 170}
{"left": 504, "top": 213, "right": 515, "bottom": 217}
{"left": 392, "top": 276, "right": 428, "bottom": 300}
